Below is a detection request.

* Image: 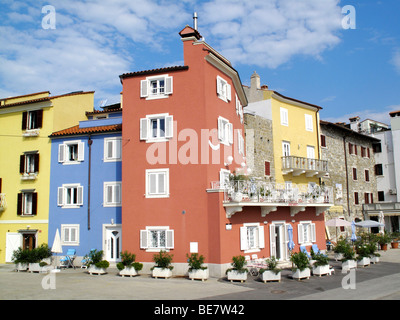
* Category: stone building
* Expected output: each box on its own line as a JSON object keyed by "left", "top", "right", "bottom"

{"left": 320, "top": 120, "right": 379, "bottom": 232}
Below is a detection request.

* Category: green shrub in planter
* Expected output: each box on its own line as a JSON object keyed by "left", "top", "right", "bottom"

{"left": 84, "top": 249, "right": 109, "bottom": 269}
{"left": 95, "top": 260, "right": 109, "bottom": 269}
{"left": 290, "top": 251, "right": 310, "bottom": 271}
{"left": 117, "top": 251, "right": 143, "bottom": 271}
{"left": 313, "top": 253, "right": 330, "bottom": 267}
{"left": 151, "top": 250, "right": 174, "bottom": 271}
{"left": 12, "top": 247, "right": 31, "bottom": 264}
{"left": 187, "top": 253, "right": 207, "bottom": 272}
{"left": 259, "top": 256, "right": 281, "bottom": 275}
{"left": 226, "top": 255, "right": 247, "bottom": 274}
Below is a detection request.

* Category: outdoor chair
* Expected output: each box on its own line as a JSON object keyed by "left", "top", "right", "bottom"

{"left": 60, "top": 249, "right": 76, "bottom": 269}
{"left": 81, "top": 248, "right": 95, "bottom": 268}
{"left": 312, "top": 244, "right": 328, "bottom": 258}
{"left": 300, "top": 245, "right": 311, "bottom": 259}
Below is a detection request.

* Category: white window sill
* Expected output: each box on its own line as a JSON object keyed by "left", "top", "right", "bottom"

{"left": 145, "top": 94, "right": 169, "bottom": 100}
{"left": 22, "top": 130, "right": 40, "bottom": 137}
{"left": 145, "top": 194, "right": 170, "bottom": 199}
{"left": 21, "top": 174, "right": 37, "bottom": 180}
{"left": 144, "top": 248, "right": 171, "bottom": 252}
{"left": 244, "top": 248, "right": 261, "bottom": 254}
{"left": 61, "top": 205, "right": 82, "bottom": 209}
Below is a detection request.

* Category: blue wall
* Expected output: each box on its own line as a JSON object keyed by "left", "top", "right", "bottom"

{"left": 48, "top": 128, "right": 122, "bottom": 260}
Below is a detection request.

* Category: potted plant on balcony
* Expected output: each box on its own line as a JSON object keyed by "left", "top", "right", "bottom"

{"left": 312, "top": 252, "right": 331, "bottom": 277}
{"left": 226, "top": 255, "right": 248, "bottom": 283}
{"left": 290, "top": 251, "right": 311, "bottom": 280}
{"left": 151, "top": 250, "right": 174, "bottom": 279}
{"left": 259, "top": 257, "right": 281, "bottom": 283}
{"left": 229, "top": 174, "right": 247, "bottom": 202}
{"left": 187, "top": 253, "right": 209, "bottom": 281}
{"left": 12, "top": 247, "right": 30, "bottom": 272}
{"left": 28, "top": 244, "right": 53, "bottom": 273}
{"left": 85, "top": 249, "right": 109, "bottom": 275}
{"left": 117, "top": 251, "right": 143, "bottom": 277}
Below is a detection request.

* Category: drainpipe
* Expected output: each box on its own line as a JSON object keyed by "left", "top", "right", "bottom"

{"left": 343, "top": 135, "right": 350, "bottom": 217}
{"left": 88, "top": 136, "right": 92, "bottom": 230}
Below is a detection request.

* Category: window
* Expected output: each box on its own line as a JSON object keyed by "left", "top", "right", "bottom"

{"left": 145, "top": 169, "right": 169, "bottom": 198}
{"left": 218, "top": 116, "right": 233, "bottom": 146}
{"left": 140, "top": 114, "right": 173, "bottom": 142}
{"left": 140, "top": 226, "right": 174, "bottom": 251}
{"left": 104, "top": 182, "right": 122, "bottom": 207}
{"left": 235, "top": 94, "right": 243, "bottom": 123}
{"left": 217, "top": 75, "right": 231, "bottom": 102}
{"left": 22, "top": 110, "right": 43, "bottom": 131}
{"left": 140, "top": 75, "right": 173, "bottom": 99}
{"left": 240, "top": 223, "right": 265, "bottom": 252}
{"left": 378, "top": 191, "right": 385, "bottom": 202}
{"left": 104, "top": 138, "right": 122, "bottom": 162}
{"left": 237, "top": 130, "right": 245, "bottom": 156}
{"left": 320, "top": 135, "right": 327, "bottom": 148}
{"left": 348, "top": 143, "right": 353, "bottom": 155}
{"left": 373, "top": 143, "right": 382, "bottom": 153}
{"left": 375, "top": 164, "right": 383, "bottom": 176}
{"left": 20, "top": 153, "right": 39, "bottom": 176}
{"left": 61, "top": 224, "right": 79, "bottom": 245}
{"left": 352, "top": 167, "right": 357, "bottom": 180}
{"left": 365, "top": 169, "right": 370, "bottom": 182}
{"left": 282, "top": 141, "right": 290, "bottom": 156}
{"left": 17, "top": 192, "right": 37, "bottom": 215}
{"left": 58, "top": 141, "right": 84, "bottom": 163}
{"left": 354, "top": 192, "right": 359, "bottom": 205}
{"left": 264, "top": 161, "right": 271, "bottom": 176}
{"left": 219, "top": 169, "right": 230, "bottom": 189}
{"left": 361, "top": 146, "right": 366, "bottom": 158}
{"left": 280, "top": 107, "right": 288, "bottom": 126}
{"left": 364, "top": 192, "right": 373, "bottom": 204}
{"left": 298, "top": 221, "right": 316, "bottom": 245}
{"left": 58, "top": 184, "right": 83, "bottom": 207}
{"left": 305, "top": 114, "right": 313, "bottom": 131}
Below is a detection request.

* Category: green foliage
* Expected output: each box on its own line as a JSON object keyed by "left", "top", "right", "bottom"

{"left": 376, "top": 233, "right": 391, "bottom": 245}
{"left": 259, "top": 256, "right": 281, "bottom": 275}
{"left": 84, "top": 249, "right": 109, "bottom": 269}
{"left": 226, "top": 255, "right": 247, "bottom": 274}
{"left": 341, "top": 245, "right": 356, "bottom": 262}
{"left": 95, "top": 260, "right": 110, "bottom": 269}
{"left": 12, "top": 247, "right": 30, "bottom": 264}
{"left": 333, "top": 239, "right": 348, "bottom": 254}
{"left": 187, "top": 253, "right": 207, "bottom": 272}
{"left": 290, "top": 251, "right": 310, "bottom": 271}
{"left": 117, "top": 251, "right": 143, "bottom": 271}
{"left": 12, "top": 244, "right": 52, "bottom": 264}
{"left": 313, "top": 253, "right": 330, "bottom": 267}
{"left": 152, "top": 250, "right": 174, "bottom": 270}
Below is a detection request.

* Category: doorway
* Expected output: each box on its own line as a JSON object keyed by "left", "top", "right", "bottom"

{"left": 104, "top": 226, "right": 121, "bottom": 262}
{"left": 270, "top": 222, "right": 288, "bottom": 261}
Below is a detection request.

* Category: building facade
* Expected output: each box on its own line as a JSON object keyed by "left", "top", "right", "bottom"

{"left": 48, "top": 105, "right": 122, "bottom": 261}
{"left": 0, "top": 91, "right": 94, "bottom": 263}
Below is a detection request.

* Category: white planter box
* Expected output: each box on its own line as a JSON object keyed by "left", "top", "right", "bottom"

{"left": 259, "top": 270, "right": 281, "bottom": 283}
{"left": 152, "top": 267, "right": 172, "bottom": 279}
{"left": 28, "top": 263, "right": 54, "bottom": 273}
{"left": 370, "top": 255, "right": 380, "bottom": 264}
{"left": 227, "top": 270, "right": 247, "bottom": 283}
{"left": 357, "top": 257, "right": 370, "bottom": 267}
{"left": 188, "top": 269, "right": 209, "bottom": 281}
{"left": 292, "top": 268, "right": 311, "bottom": 280}
{"left": 119, "top": 267, "right": 139, "bottom": 277}
{"left": 342, "top": 259, "right": 357, "bottom": 271}
{"left": 231, "top": 192, "right": 243, "bottom": 202}
{"left": 15, "top": 263, "right": 28, "bottom": 272}
{"left": 312, "top": 264, "right": 330, "bottom": 277}
{"left": 88, "top": 265, "right": 107, "bottom": 275}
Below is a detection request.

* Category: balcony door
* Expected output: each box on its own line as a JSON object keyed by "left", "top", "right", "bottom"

{"left": 307, "top": 146, "right": 315, "bottom": 170}
{"left": 282, "top": 141, "right": 291, "bottom": 169}
{"left": 269, "top": 222, "right": 289, "bottom": 261}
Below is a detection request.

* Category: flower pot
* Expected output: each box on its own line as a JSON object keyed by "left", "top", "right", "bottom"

{"left": 342, "top": 259, "right": 357, "bottom": 271}
{"left": 381, "top": 243, "right": 388, "bottom": 251}
{"left": 15, "top": 263, "right": 28, "bottom": 272}
{"left": 370, "top": 255, "right": 380, "bottom": 264}
{"left": 391, "top": 242, "right": 399, "bottom": 249}
{"left": 88, "top": 265, "right": 107, "bottom": 275}
{"left": 292, "top": 268, "right": 311, "bottom": 281}
{"left": 227, "top": 270, "right": 247, "bottom": 283}
{"left": 231, "top": 192, "right": 243, "bottom": 202}
{"left": 312, "top": 264, "right": 330, "bottom": 277}
{"left": 357, "top": 257, "right": 370, "bottom": 267}
{"left": 119, "top": 267, "right": 138, "bottom": 277}
{"left": 259, "top": 270, "right": 281, "bottom": 283}
{"left": 188, "top": 269, "right": 209, "bottom": 281}
{"left": 152, "top": 267, "right": 172, "bottom": 279}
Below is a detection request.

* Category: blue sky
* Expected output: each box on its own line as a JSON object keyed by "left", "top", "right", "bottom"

{"left": 1, "top": 0, "right": 399, "bottom": 125}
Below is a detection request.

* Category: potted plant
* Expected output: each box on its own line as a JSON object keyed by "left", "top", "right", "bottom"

{"left": 312, "top": 253, "right": 331, "bottom": 277}
{"left": 85, "top": 249, "right": 109, "bottom": 275}
{"left": 333, "top": 239, "right": 347, "bottom": 261}
{"left": 390, "top": 232, "right": 399, "bottom": 249}
{"left": 367, "top": 242, "right": 380, "bottom": 264}
{"left": 28, "top": 244, "right": 53, "bottom": 273}
{"left": 226, "top": 255, "right": 248, "bottom": 282}
{"left": 12, "top": 247, "right": 30, "bottom": 272}
{"left": 117, "top": 251, "right": 143, "bottom": 277}
{"left": 187, "top": 253, "right": 209, "bottom": 281}
{"left": 377, "top": 233, "right": 391, "bottom": 251}
{"left": 356, "top": 244, "right": 371, "bottom": 267}
{"left": 290, "top": 251, "right": 311, "bottom": 280}
{"left": 259, "top": 257, "right": 281, "bottom": 283}
{"left": 151, "top": 250, "right": 174, "bottom": 279}
{"left": 341, "top": 244, "right": 357, "bottom": 271}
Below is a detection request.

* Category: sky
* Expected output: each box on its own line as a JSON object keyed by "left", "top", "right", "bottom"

{"left": 1, "top": 0, "right": 399, "bottom": 125}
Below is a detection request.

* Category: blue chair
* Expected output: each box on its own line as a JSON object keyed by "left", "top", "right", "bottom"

{"left": 81, "top": 248, "right": 95, "bottom": 269}
{"left": 60, "top": 249, "right": 76, "bottom": 269}
{"left": 300, "top": 245, "right": 311, "bottom": 259}
{"left": 311, "top": 244, "right": 320, "bottom": 254}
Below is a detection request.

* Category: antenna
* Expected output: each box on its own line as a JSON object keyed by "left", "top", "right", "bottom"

{"left": 193, "top": 12, "right": 198, "bottom": 30}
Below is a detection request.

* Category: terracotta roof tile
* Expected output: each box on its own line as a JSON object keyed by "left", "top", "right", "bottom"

{"left": 50, "top": 124, "right": 122, "bottom": 137}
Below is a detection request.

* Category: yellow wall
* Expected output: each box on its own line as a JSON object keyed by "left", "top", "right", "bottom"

{"left": 0, "top": 92, "right": 93, "bottom": 263}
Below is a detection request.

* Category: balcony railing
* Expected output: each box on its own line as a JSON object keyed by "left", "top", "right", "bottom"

{"left": 281, "top": 156, "right": 328, "bottom": 177}
{"left": 222, "top": 180, "right": 333, "bottom": 205}
{"left": 0, "top": 194, "right": 6, "bottom": 212}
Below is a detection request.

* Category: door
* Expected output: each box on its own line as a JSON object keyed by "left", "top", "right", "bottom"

{"left": 307, "top": 146, "right": 315, "bottom": 170}
{"left": 5, "top": 233, "right": 22, "bottom": 262}
{"left": 22, "top": 233, "right": 36, "bottom": 250}
{"left": 270, "top": 223, "right": 288, "bottom": 261}
{"left": 282, "top": 141, "right": 291, "bottom": 168}
{"left": 105, "top": 226, "right": 121, "bottom": 262}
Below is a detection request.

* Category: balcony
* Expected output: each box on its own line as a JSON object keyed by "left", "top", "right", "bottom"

{"left": 0, "top": 194, "right": 6, "bottom": 213}
{"left": 281, "top": 156, "right": 328, "bottom": 178}
{"left": 219, "top": 180, "right": 333, "bottom": 218}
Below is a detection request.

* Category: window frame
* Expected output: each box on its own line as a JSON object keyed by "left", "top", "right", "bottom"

{"left": 280, "top": 107, "right": 288, "bottom": 126}
{"left": 140, "top": 74, "right": 173, "bottom": 100}
{"left": 104, "top": 137, "right": 122, "bottom": 162}
{"left": 240, "top": 223, "right": 265, "bottom": 253}
{"left": 297, "top": 221, "right": 316, "bottom": 246}
{"left": 61, "top": 224, "right": 80, "bottom": 246}
{"left": 140, "top": 113, "right": 173, "bottom": 143}
{"left": 103, "top": 181, "right": 122, "bottom": 207}
{"left": 140, "top": 226, "right": 174, "bottom": 252}
{"left": 58, "top": 140, "right": 85, "bottom": 164}
{"left": 216, "top": 75, "right": 231, "bottom": 102}
{"left": 58, "top": 184, "right": 84, "bottom": 208}
{"left": 217, "top": 116, "right": 233, "bottom": 146}
{"left": 145, "top": 168, "right": 169, "bottom": 198}
{"left": 305, "top": 114, "right": 313, "bottom": 132}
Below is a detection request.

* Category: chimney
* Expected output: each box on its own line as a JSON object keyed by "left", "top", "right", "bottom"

{"left": 250, "top": 71, "right": 261, "bottom": 90}
{"left": 349, "top": 116, "right": 360, "bottom": 132}
{"left": 193, "top": 12, "right": 198, "bottom": 30}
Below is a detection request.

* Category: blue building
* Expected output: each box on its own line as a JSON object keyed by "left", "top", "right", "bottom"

{"left": 48, "top": 104, "right": 122, "bottom": 263}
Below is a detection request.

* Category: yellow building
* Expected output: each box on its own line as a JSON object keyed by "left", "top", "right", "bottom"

{"left": 243, "top": 72, "right": 327, "bottom": 191}
{"left": 0, "top": 91, "right": 94, "bottom": 263}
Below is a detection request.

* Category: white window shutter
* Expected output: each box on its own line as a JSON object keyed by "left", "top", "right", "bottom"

{"left": 228, "top": 123, "right": 233, "bottom": 145}
{"left": 115, "top": 184, "right": 121, "bottom": 204}
{"left": 106, "top": 185, "right": 113, "bottom": 204}
{"left": 240, "top": 227, "right": 248, "bottom": 251}
{"left": 165, "top": 76, "right": 173, "bottom": 94}
{"left": 140, "top": 80, "right": 148, "bottom": 98}
{"left": 58, "top": 144, "right": 65, "bottom": 163}
{"left": 269, "top": 225, "right": 276, "bottom": 257}
{"left": 311, "top": 223, "right": 316, "bottom": 242}
{"left": 116, "top": 139, "right": 122, "bottom": 159}
{"left": 57, "top": 187, "right": 64, "bottom": 206}
{"left": 140, "top": 230, "right": 148, "bottom": 249}
{"left": 227, "top": 84, "right": 231, "bottom": 101}
{"left": 78, "top": 142, "right": 85, "bottom": 161}
{"left": 106, "top": 140, "right": 113, "bottom": 159}
{"left": 77, "top": 186, "right": 83, "bottom": 206}
{"left": 298, "top": 224, "right": 304, "bottom": 244}
{"left": 218, "top": 117, "right": 224, "bottom": 141}
{"left": 258, "top": 226, "right": 265, "bottom": 249}
{"left": 235, "top": 95, "right": 239, "bottom": 114}
{"left": 165, "top": 115, "right": 173, "bottom": 138}
{"left": 166, "top": 230, "right": 174, "bottom": 249}
{"left": 216, "top": 76, "right": 223, "bottom": 96}
{"left": 140, "top": 118, "right": 149, "bottom": 140}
